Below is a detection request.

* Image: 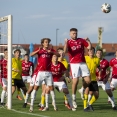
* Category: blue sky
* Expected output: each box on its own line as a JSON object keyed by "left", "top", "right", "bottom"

{"left": 0, "top": 0, "right": 117, "bottom": 45}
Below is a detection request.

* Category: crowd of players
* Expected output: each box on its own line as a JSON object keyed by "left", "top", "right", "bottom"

{"left": 0, "top": 28, "right": 117, "bottom": 112}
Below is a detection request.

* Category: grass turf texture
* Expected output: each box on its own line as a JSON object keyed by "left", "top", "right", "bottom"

{"left": 0, "top": 79, "right": 117, "bottom": 117}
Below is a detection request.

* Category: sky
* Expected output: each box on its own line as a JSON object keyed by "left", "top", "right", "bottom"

{"left": 0, "top": 0, "right": 117, "bottom": 45}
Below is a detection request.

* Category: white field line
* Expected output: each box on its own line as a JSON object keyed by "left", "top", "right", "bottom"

{"left": 0, "top": 107, "right": 50, "bottom": 117}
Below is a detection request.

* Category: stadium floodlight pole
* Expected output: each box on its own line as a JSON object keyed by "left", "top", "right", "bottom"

{"left": 56, "top": 28, "right": 59, "bottom": 50}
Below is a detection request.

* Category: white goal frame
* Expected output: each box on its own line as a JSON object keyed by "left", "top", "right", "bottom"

{"left": 0, "top": 15, "right": 13, "bottom": 109}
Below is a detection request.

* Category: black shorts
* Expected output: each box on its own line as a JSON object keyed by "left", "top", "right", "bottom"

{"left": 12, "top": 79, "right": 26, "bottom": 88}
{"left": 89, "top": 81, "right": 99, "bottom": 91}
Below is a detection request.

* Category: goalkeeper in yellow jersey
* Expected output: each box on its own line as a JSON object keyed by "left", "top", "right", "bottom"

{"left": 12, "top": 49, "right": 27, "bottom": 100}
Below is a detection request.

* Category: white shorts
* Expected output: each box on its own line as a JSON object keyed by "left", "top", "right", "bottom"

{"left": 54, "top": 81, "right": 67, "bottom": 91}
{"left": 70, "top": 62, "right": 90, "bottom": 78}
{"left": 22, "top": 76, "right": 32, "bottom": 83}
{"left": 1, "top": 78, "right": 7, "bottom": 87}
{"left": 110, "top": 78, "right": 117, "bottom": 89}
{"left": 35, "top": 71, "right": 53, "bottom": 86}
{"left": 30, "top": 75, "right": 37, "bottom": 86}
{"left": 98, "top": 81, "right": 111, "bottom": 91}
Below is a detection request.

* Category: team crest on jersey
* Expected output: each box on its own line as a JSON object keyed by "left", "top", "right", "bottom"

{"left": 58, "top": 67, "right": 60, "bottom": 71}
{"left": 71, "top": 46, "right": 76, "bottom": 50}
{"left": 55, "top": 68, "right": 57, "bottom": 72}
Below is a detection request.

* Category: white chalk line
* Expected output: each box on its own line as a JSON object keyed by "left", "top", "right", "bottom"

{"left": 0, "top": 107, "right": 50, "bottom": 117}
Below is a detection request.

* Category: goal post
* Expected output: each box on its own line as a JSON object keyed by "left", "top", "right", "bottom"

{"left": 0, "top": 15, "right": 13, "bottom": 109}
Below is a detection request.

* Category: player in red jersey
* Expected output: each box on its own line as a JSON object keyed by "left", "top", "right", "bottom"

{"left": 22, "top": 54, "right": 34, "bottom": 85}
{"left": 23, "top": 38, "right": 57, "bottom": 112}
{"left": 110, "top": 50, "right": 117, "bottom": 92}
{"left": 96, "top": 49, "right": 117, "bottom": 110}
{"left": 64, "top": 28, "right": 91, "bottom": 109}
{"left": 0, "top": 48, "right": 8, "bottom": 105}
{"left": 44, "top": 53, "right": 76, "bottom": 111}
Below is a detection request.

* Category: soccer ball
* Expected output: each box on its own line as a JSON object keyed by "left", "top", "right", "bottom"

{"left": 101, "top": 3, "right": 111, "bottom": 13}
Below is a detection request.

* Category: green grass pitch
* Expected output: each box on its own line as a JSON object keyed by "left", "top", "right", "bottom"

{"left": 0, "top": 80, "right": 117, "bottom": 117}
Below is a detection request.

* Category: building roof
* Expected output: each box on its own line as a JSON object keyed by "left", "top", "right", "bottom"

{"left": 0, "top": 43, "right": 117, "bottom": 53}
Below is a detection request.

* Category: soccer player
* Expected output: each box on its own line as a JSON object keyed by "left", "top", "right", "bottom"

{"left": 57, "top": 47, "right": 71, "bottom": 108}
{"left": 23, "top": 64, "right": 39, "bottom": 108}
{"left": 12, "top": 49, "right": 27, "bottom": 99}
{"left": 44, "top": 53, "right": 76, "bottom": 111}
{"left": 64, "top": 28, "right": 91, "bottom": 109}
{"left": 96, "top": 49, "right": 117, "bottom": 110}
{"left": 24, "top": 38, "right": 57, "bottom": 112}
{"left": 84, "top": 47, "right": 100, "bottom": 111}
{"left": 22, "top": 54, "right": 34, "bottom": 86}
{"left": 0, "top": 48, "right": 8, "bottom": 105}
{"left": 109, "top": 51, "right": 117, "bottom": 96}
{"left": 39, "top": 47, "right": 71, "bottom": 110}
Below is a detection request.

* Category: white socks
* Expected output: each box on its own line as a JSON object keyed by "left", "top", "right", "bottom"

{"left": 30, "top": 90, "right": 36, "bottom": 106}
{"left": 45, "top": 94, "right": 50, "bottom": 108}
{"left": 1, "top": 90, "right": 6, "bottom": 103}
{"left": 72, "top": 94, "right": 76, "bottom": 101}
{"left": 50, "top": 90, "right": 56, "bottom": 108}
{"left": 25, "top": 93, "right": 30, "bottom": 103}
{"left": 88, "top": 94, "right": 92, "bottom": 103}
{"left": 109, "top": 96, "right": 115, "bottom": 107}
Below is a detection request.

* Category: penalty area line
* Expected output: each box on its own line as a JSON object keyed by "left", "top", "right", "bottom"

{"left": 0, "top": 107, "right": 50, "bottom": 117}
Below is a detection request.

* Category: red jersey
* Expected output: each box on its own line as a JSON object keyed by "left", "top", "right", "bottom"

{"left": 36, "top": 48, "right": 55, "bottom": 71}
{"left": 96, "top": 59, "right": 109, "bottom": 81}
{"left": 0, "top": 59, "right": 7, "bottom": 79}
{"left": 67, "top": 38, "right": 88, "bottom": 63}
{"left": 22, "top": 60, "right": 34, "bottom": 76}
{"left": 51, "top": 61, "right": 66, "bottom": 82}
{"left": 110, "top": 58, "right": 117, "bottom": 79}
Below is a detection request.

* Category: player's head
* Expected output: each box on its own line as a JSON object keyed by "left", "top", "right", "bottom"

{"left": 52, "top": 53, "right": 60, "bottom": 62}
{"left": 57, "top": 47, "right": 65, "bottom": 58}
{"left": 24, "top": 54, "right": 29, "bottom": 61}
{"left": 96, "top": 49, "right": 103, "bottom": 59}
{"left": 14, "top": 49, "right": 21, "bottom": 58}
{"left": 70, "top": 28, "right": 78, "bottom": 40}
{"left": 41, "top": 38, "right": 51, "bottom": 48}
{"left": 88, "top": 47, "right": 95, "bottom": 56}
{"left": 4, "top": 48, "right": 8, "bottom": 59}
{"left": 115, "top": 50, "right": 117, "bottom": 57}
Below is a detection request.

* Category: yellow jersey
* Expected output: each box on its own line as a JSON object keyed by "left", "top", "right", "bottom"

{"left": 58, "top": 58, "right": 68, "bottom": 69}
{"left": 12, "top": 58, "right": 22, "bottom": 79}
{"left": 85, "top": 56, "right": 100, "bottom": 81}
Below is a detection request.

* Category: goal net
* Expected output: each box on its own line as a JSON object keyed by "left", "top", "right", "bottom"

{"left": 0, "top": 15, "right": 13, "bottom": 109}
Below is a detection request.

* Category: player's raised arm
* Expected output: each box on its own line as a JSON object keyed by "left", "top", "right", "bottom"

{"left": 64, "top": 38, "right": 68, "bottom": 53}
{"left": 30, "top": 47, "right": 40, "bottom": 56}
{"left": 84, "top": 37, "right": 92, "bottom": 50}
